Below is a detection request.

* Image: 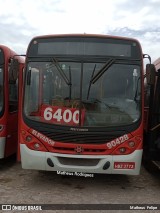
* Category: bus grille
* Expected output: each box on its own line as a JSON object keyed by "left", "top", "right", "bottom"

{"left": 32, "top": 126, "right": 126, "bottom": 144}
{"left": 57, "top": 157, "right": 99, "bottom": 166}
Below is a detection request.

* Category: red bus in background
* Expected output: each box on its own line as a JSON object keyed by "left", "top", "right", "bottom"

{"left": 153, "top": 58, "right": 160, "bottom": 70}
{"left": 0, "top": 45, "right": 24, "bottom": 159}
{"left": 143, "top": 57, "right": 160, "bottom": 171}
{"left": 19, "top": 34, "right": 148, "bottom": 175}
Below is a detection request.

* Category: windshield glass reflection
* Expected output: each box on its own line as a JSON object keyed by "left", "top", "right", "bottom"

{"left": 24, "top": 61, "right": 141, "bottom": 127}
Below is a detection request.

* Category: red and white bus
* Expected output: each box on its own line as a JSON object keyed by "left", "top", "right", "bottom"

{"left": 19, "top": 34, "right": 146, "bottom": 175}
{"left": 0, "top": 45, "right": 24, "bottom": 159}
{"left": 143, "top": 58, "right": 160, "bottom": 171}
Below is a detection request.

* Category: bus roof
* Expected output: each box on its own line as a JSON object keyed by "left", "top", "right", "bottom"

{"left": 0, "top": 44, "right": 25, "bottom": 63}
{"left": 30, "top": 33, "right": 141, "bottom": 43}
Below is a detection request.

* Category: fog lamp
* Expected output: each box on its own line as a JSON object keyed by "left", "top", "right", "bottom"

{"left": 119, "top": 147, "right": 126, "bottom": 153}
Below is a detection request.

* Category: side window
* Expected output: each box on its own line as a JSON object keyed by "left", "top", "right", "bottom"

{"left": 9, "top": 80, "right": 18, "bottom": 112}
{"left": 0, "top": 68, "right": 3, "bottom": 106}
{"left": 24, "top": 66, "right": 40, "bottom": 115}
{"left": 8, "top": 58, "right": 19, "bottom": 112}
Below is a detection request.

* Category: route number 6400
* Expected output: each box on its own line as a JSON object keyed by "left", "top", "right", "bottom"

{"left": 43, "top": 107, "right": 80, "bottom": 125}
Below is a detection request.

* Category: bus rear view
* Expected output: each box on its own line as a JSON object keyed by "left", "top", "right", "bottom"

{"left": 20, "top": 34, "right": 144, "bottom": 175}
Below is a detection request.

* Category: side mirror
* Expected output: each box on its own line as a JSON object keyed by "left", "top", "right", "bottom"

{"left": 9, "top": 58, "right": 19, "bottom": 83}
{"left": 146, "top": 64, "right": 156, "bottom": 85}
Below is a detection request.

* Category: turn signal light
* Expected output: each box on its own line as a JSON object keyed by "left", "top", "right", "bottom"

{"left": 34, "top": 143, "right": 40, "bottom": 150}
{"left": 26, "top": 141, "right": 48, "bottom": 152}
{"left": 128, "top": 141, "right": 135, "bottom": 147}
{"left": 25, "top": 135, "right": 32, "bottom": 142}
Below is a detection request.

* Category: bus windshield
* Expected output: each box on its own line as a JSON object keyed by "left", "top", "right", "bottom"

{"left": 24, "top": 59, "right": 141, "bottom": 127}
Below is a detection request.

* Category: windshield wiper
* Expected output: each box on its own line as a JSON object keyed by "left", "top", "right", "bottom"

{"left": 90, "top": 58, "right": 115, "bottom": 84}
{"left": 52, "top": 58, "right": 72, "bottom": 100}
{"left": 69, "top": 65, "right": 72, "bottom": 100}
{"left": 87, "top": 64, "right": 96, "bottom": 99}
{"left": 52, "top": 57, "right": 70, "bottom": 85}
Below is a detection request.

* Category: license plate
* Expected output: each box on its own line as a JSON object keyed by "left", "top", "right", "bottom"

{"left": 114, "top": 162, "right": 135, "bottom": 169}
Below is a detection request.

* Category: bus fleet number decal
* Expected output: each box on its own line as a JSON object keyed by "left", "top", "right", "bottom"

{"left": 107, "top": 134, "right": 129, "bottom": 149}
{"left": 42, "top": 106, "right": 85, "bottom": 125}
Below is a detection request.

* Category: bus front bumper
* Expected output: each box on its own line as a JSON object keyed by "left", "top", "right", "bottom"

{"left": 20, "top": 144, "right": 142, "bottom": 175}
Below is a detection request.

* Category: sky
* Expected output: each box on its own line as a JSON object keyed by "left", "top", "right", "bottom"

{"left": 0, "top": 0, "right": 160, "bottom": 63}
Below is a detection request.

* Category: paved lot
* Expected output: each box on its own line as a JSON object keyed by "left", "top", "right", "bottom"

{"left": 0, "top": 155, "right": 160, "bottom": 213}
